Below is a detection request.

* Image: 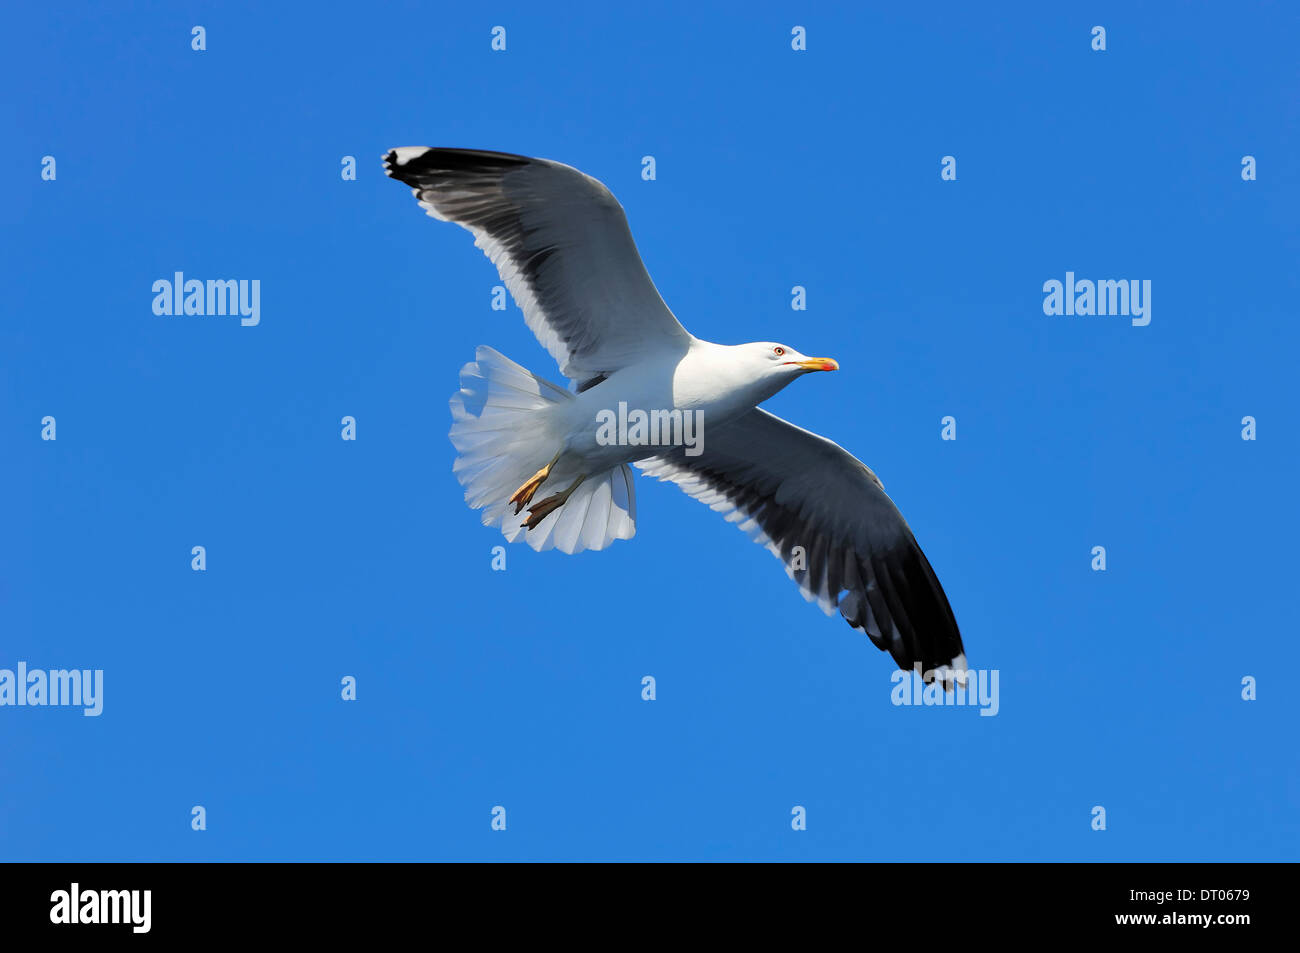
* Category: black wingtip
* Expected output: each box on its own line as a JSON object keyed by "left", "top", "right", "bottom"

{"left": 383, "top": 147, "right": 531, "bottom": 185}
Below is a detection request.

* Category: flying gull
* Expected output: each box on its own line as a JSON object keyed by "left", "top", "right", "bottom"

{"left": 384, "top": 147, "right": 967, "bottom": 685}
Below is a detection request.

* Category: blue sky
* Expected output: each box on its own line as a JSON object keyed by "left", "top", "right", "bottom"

{"left": 2, "top": 1, "right": 1296, "bottom": 861}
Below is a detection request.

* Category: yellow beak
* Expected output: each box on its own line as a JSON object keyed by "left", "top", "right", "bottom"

{"left": 791, "top": 357, "right": 839, "bottom": 372}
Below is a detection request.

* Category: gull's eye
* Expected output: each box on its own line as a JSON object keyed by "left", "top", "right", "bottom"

{"left": 773, "top": 346, "right": 785, "bottom": 356}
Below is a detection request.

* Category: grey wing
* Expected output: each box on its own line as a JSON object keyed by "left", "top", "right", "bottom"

{"left": 637, "top": 408, "right": 967, "bottom": 682}
{"left": 384, "top": 147, "right": 693, "bottom": 384}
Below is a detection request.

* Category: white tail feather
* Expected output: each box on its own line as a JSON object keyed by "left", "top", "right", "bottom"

{"left": 449, "top": 346, "right": 636, "bottom": 554}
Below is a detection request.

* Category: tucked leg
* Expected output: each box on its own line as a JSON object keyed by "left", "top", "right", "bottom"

{"left": 524, "top": 474, "right": 588, "bottom": 531}
{"left": 508, "top": 451, "right": 561, "bottom": 515}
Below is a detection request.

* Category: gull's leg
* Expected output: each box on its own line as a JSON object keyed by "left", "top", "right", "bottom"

{"left": 524, "top": 474, "right": 587, "bottom": 531}
{"left": 509, "top": 451, "right": 561, "bottom": 515}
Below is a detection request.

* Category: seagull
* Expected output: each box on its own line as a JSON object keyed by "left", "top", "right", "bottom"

{"left": 384, "top": 147, "right": 967, "bottom": 685}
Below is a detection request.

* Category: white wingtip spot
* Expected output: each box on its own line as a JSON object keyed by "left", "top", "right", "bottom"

{"left": 933, "top": 653, "right": 971, "bottom": 692}
{"left": 388, "top": 146, "right": 430, "bottom": 166}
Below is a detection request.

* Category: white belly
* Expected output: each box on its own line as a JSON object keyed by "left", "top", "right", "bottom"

{"left": 556, "top": 346, "right": 758, "bottom": 471}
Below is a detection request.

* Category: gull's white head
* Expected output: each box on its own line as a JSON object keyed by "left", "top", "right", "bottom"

{"left": 725, "top": 341, "right": 839, "bottom": 405}
{"left": 745, "top": 342, "right": 839, "bottom": 377}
